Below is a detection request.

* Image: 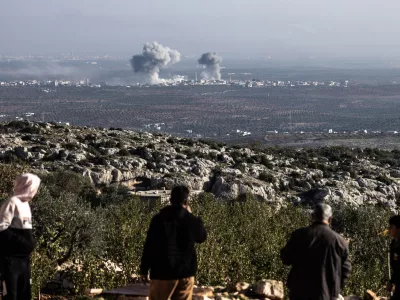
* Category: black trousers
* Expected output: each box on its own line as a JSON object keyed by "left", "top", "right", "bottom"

{"left": 2, "top": 257, "right": 31, "bottom": 300}
{"left": 392, "top": 286, "right": 400, "bottom": 300}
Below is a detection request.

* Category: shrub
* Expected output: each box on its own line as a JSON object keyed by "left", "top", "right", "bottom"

{"left": 0, "top": 163, "right": 30, "bottom": 199}
{"left": 260, "top": 155, "right": 273, "bottom": 169}
{"left": 118, "top": 148, "right": 130, "bottom": 156}
{"left": 191, "top": 193, "right": 308, "bottom": 284}
{"left": 376, "top": 174, "right": 394, "bottom": 185}
{"left": 259, "top": 172, "right": 276, "bottom": 183}
{"left": 19, "top": 126, "right": 42, "bottom": 134}
{"left": 0, "top": 168, "right": 395, "bottom": 297}
{"left": 31, "top": 186, "right": 105, "bottom": 267}
{"left": 167, "top": 137, "right": 177, "bottom": 144}
{"left": 331, "top": 205, "right": 390, "bottom": 295}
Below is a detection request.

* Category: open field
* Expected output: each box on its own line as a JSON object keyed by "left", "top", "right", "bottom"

{"left": 1, "top": 84, "right": 400, "bottom": 147}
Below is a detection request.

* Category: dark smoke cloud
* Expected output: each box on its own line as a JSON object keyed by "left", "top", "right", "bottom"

{"left": 130, "top": 42, "right": 181, "bottom": 84}
{"left": 198, "top": 52, "right": 222, "bottom": 80}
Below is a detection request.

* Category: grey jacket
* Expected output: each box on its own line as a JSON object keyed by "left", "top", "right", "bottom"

{"left": 281, "top": 223, "right": 351, "bottom": 300}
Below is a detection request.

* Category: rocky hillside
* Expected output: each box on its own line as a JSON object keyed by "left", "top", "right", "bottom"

{"left": 1, "top": 120, "right": 400, "bottom": 209}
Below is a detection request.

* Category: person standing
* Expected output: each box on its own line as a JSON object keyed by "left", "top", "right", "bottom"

{"left": 140, "top": 185, "right": 207, "bottom": 300}
{"left": 0, "top": 173, "right": 41, "bottom": 300}
{"left": 387, "top": 215, "right": 400, "bottom": 299}
{"left": 280, "top": 203, "right": 351, "bottom": 300}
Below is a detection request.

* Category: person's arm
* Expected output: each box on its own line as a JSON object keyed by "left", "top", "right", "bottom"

{"left": 390, "top": 243, "right": 400, "bottom": 285}
{"left": 193, "top": 217, "right": 207, "bottom": 244}
{"left": 341, "top": 242, "right": 352, "bottom": 290}
{"left": 140, "top": 216, "right": 158, "bottom": 278}
{"left": 0, "top": 199, "right": 15, "bottom": 232}
{"left": 280, "top": 230, "right": 299, "bottom": 266}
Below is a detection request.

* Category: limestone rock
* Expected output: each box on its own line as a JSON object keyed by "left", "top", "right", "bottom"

{"left": 14, "top": 146, "right": 32, "bottom": 160}
{"left": 234, "top": 282, "right": 250, "bottom": 292}
{"left": 253, "top": 280, "right": 284, "bottom": 300}
{"left": 193, "top": 287, "right": 214, "bottom": 298}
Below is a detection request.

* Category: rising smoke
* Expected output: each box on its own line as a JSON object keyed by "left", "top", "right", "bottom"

{"left": 198, "top": 52, "right": 222, "bottom": 80}
{"left": 130, "top": 42, "right": 181, "bottom": 84}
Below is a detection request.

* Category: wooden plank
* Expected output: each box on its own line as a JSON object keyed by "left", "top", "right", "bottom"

{"left": 103, "top": 284, "right": 149, "bottom": 296}
{"left": 103, "top": 284, "right": 214, "bottom": 298}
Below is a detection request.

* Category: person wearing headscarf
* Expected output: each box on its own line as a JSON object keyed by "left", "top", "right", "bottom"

{"left": 0, "top": 173, "right": 41, "bottom": 300}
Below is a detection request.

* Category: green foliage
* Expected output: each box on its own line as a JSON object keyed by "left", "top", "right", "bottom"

{"left": 260, "top": 155, "right": 274, "bottom": 169}
{"left": 32, "top": 186, "right": 105, "bottom": 265}
{"left": 31, "top": 249, "right": 58, "bottom": 297}
{"left": 19, "top": 126, "right": 43, "bottom": 134}
{"left": 192, "top": 193, "right": 308, "bottom": 284}
{"left": 0, "top": 163, "right": 30, "bottom": 199}
{"left": 118, "top": 148, "right": 130, "bottom": 156}
{"left": 0, "top": 164, "right": 395, "bottom": 297}
{"left": 376, "top": 174, "right": 394, "bottom": 185}
{"left": 332, "top": 205, "right": 391, "bottom": 295}
{"left": 101, "top": 200, "right": 158, "bottom": 286}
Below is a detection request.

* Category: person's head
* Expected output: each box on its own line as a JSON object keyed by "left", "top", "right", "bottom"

{"left": 13, "top": 173, "right": 41, "bottom": 202}
{"left": 389, "top": 215, "right": 400, "bottom": 238}
{"left": 170, "top": 185, "right": 190, "bottom": 207}
{"left": 312, "top": 203, "right": 333, "bottom": 225}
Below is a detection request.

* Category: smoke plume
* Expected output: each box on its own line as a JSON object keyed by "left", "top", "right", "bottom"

{"left": 198, "top": 52, "right": 222, "bottom": 80}
{"left": 130, "top": 42, "right": 181, "bottom": 84}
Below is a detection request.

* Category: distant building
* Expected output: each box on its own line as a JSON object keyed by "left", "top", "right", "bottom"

{"left": 132, "top": 189, "right": 202, "bottom": 207}
{"left": 133, "top": 190, "right": 170, "bottom": 207}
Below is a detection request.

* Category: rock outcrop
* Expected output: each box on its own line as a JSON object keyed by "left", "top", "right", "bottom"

{"left": 1, "top": 120, "right": 400, "bottom": 209}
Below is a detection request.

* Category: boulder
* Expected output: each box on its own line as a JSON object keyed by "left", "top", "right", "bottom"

{"left": 112, "top": 168, "right": 123, "bottom": 182}
{"left": 85, "top": 288, "right": 103, "bottom": 295}
{"left": 14, "top": 146, "right": 32, "bottom": 160}
{"left": 67, "top": 152, "right": 86, "bottom": 163}
{"left": 234, "top": 282, "right": 250, "bottom": 292}
{"left": 312, "top": 187, "right": 331, "bottom": 202}
{"left": 220, "top": 154, "right": 234, "bottom": 164}
{"left": 193, "top": 287, "right": 214, "bottom": 297}
{"left": 253, "top": 279, "right": 284, "bottom": 300}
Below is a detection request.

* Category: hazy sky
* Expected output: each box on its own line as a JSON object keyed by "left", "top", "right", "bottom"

{"left": 1, "top": 0, "right": 399, "bottom": 59}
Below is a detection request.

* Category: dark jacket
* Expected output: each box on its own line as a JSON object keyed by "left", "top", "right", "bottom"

{"left": 390, "top": 239, "right": 400, "bottom": 284}
{"left": 140, "top": 205, "right": 207, "bottom": 280}
{"left": 0, "top": 228, "right": 34, "bottom": 257}
{"left": 280, "top": 223, "right": 351, "bottom": 300}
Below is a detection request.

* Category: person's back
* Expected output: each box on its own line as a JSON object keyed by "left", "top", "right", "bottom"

{"left": 0, "top": 173, "right": 41, "bottom": 300}
{"left": 140, "top": 186, "right": 207, "bottom": 300}
{"left": 280, "top": 204, "right": 351, "bottom": 300}
{"left": 141, "top": 205, "right": 206, "bottom": 279}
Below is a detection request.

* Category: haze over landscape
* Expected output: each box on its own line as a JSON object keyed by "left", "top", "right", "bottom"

{"left": 2, "top": 1, "right": 400, "bottom": 298}
{"left": 1, "top": 0, "right": 400, "bottom": 61}
{"left": 1, "top": 0, "right": 400, "bottom": 142}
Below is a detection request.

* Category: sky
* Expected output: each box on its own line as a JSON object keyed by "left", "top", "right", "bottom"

{"left": 0, "top": 0, "right": 399, "bottom": 59}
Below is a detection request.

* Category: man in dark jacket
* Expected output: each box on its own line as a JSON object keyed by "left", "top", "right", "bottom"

{"left": 280, "top": 203, "right": 351, "bottom": 300}
{"left": 140, "top": 185, "right": 207, "bottom": 300}
{"left": 388, "top": 215, "right": 400, "bottom": 299}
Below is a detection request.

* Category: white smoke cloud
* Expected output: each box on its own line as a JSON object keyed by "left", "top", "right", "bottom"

{"left": 130, "top": 42, "right": 181, "bottom": 84}
{"left": 198, "top": 52, "right": 222, "bottom": 80}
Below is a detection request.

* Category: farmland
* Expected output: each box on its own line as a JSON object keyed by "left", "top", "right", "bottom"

{"left": 1, "top": 84, "right": 400, "bottom": 148}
